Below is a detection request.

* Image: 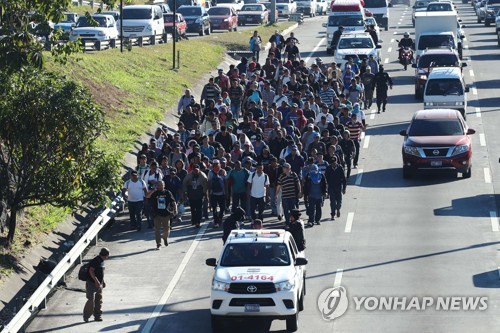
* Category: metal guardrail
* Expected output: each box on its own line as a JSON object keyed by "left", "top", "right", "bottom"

{"left": 71, "top": 0, "right": 104, "bottom": 8}
{"left": 1, "top": 195, "right": 125, "bottom": 333}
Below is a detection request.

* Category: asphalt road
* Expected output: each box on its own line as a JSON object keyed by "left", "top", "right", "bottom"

{"left": 26, "top": 2, "right": 500, "bottom": 333}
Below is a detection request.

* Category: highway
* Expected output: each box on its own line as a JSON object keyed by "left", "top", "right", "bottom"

{"left": 26, "top": 2, "right": 500, "bottom": 332}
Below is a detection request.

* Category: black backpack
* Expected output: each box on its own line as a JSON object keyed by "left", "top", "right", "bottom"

{"left": 78, "top": 262, "right": 90, "bottom": 281}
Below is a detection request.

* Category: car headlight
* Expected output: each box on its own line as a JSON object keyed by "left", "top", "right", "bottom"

{"left": 451, "top": 144, "right": 469, "bottom": 156}
{"left": 419, "top": 75, "right": 427, "bottom": 80}
{"left": 146, "top": 25, "right": 153, "bottom": 31}
{"left": 274, "top": 280, "right": 294, "bottom": 291}
{"left": 455, "top": 101, "right": 464, "bottom": 106}
{"left": 98, "top": 31, "right": 106, "bottom": 36}
{"left": 223, "top": 18, "right": 229, "bottom": 22}
{"left": 425, "top": 102, "right": 434, "bottom": 106}
{"left": 212, "top": 279, "right": 230, "bottom": 292}
{"left": 327, "top": 33, "right": 333, "bottom": 39}
{"left": 404, "top": 146, "right": 420, "bottom": 157}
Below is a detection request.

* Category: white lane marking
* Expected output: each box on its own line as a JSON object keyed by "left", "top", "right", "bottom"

{"left": 479, "top": 133, "right": 486, "bottom": 147}
{"left": 490, "top": 211, "right": 499, "bottom": 232}
{"left": 363, "top": 135, "right": 370, "bottom": 149}
{"left": 384, "top": 58, "right": 389, "bottom": 64}
{"left": 304, "top": 37, "right": 327, "bottom": 64}
{"left": 484, "top": 168, "right": 492, "bottom": 184}
{"left": 391, "top": 38, "right": 395, "bottom": 43}
{"left": 345, "top": 212, "right": 355, "bottom": 233}
{"left": 355, "top": 169, "right": 363, "bottom": 185}
{"left": 334, "top": 269, "right": 344, "bottom": 287}
{"left": 398, "top": 21, "right": 402, "bottom": 25}
{"left": 141, "top": 223, "right": 209, "bottom": 333}
{"left": 387, "top": 47, "right": 392, "bottom": 53}
{"left": 472, "top": 86, "right": 477, "bottom": 95}
{"left": 370, "top": 109, "right": 376, "bottom": 120}
{"left": 475, "top": 107, "right": 481, "bottom": 118}
{"left": 469, "top": 69, "right": 475, "bottom": 77}
{"left": 393, "top": 31, "right": 398, "bottom": 35}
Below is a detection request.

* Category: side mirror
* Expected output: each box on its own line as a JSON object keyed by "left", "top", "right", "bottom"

{"left": 467, "top": 128, "right": 476, "bottom": 135}
{"left": 411, "top": 63, "right": 417, "bottom": 68}
{"left": 295, "top": 257, "right": 308, "bottom": 266}
{"left": 464, "top": 85, "right": 470, "bottom": 93}
{"left": 461, "top": 62, "right": 467, "bottom": 67}
{"left": 389, "top": 3, "right": 393, "bottom": 7}
{"left": 376, "top": 44, "right": 382, "bottom": 49}
{"left": 399, "top": 130, "right": 408, "bottom": 136}
{"left": 206, "top": 258, "right": 217, "bottom": 267}
{"left": 322, "top": 22, "right": 327, "bottom": 27}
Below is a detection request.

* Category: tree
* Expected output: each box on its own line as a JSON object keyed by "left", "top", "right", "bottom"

{"left": 0, "top": 68, "right": 120, "bottom": 245}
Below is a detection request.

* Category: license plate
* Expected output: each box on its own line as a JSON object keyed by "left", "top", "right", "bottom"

{"left": 431, "top": 161, "right": 442, "bottom": 167}
{"left": 244, "top": 304, "right": 260, "bottom": 312}
{"left": 247, "top": 18, "right": 253, "bottom": 21}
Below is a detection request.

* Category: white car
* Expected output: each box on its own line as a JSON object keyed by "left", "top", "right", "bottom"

{"left": 206, "top": 229, "right": 308, "bottom": 332}
{"left": 69, "top": 14, "right": 118, "bottom": 45}
{"left": 364, "top": 16, "right": 381, "bottom": 41}
{"left": 276, "top": 0, "right": 297, "bottom": 16}
{"left": 334, "top": 32, "right": 381, "bottom": 68}
{"left": 316, "top": 0, "right": 329, "bottom": 15}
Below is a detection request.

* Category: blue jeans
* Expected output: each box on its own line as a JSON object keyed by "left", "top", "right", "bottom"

{"left": 282, "top": 197, "right": 298, "bottom": 226}
{"left": 128, "top": 201, "right": 143, "bottom": 229}
{"left": 307, "top": 197, "right": 323, "bottom": 223}
{"left": 231, "top": 102, "right": 241, "bottom": 120}
{"left": 329, "top": 188, "right": 342, "bottom": 214}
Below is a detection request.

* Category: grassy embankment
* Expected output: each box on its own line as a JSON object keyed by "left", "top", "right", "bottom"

{"left": 0, "top": 21, "right": 294, "bottom": 279}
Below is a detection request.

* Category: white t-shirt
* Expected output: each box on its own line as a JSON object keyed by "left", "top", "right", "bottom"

{"left": 315, "top": 112, "right": 334, "bottom": 124}
{"left": 247, "top": 172, "right": 270, "bottom": 198}
{"left": 124, "top": 179, "right": 147, "bottom": 202}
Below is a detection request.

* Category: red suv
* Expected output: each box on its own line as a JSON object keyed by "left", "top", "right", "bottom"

{"left": 208, "top": 5, "right": 238, "bottom": 32}
{"left": 400, "top": 109, "right": 475, "bottom": 179}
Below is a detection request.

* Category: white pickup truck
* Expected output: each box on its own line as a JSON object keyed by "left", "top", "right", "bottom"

{"left": 414, "top": 11, "right": 460, "bottom": 58}
{"left": 296, "top": 0, "right": 317, "bottom": 17}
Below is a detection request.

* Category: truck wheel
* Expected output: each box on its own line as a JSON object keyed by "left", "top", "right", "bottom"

{"left": 286, "top": 312, "right": 299, "bottom": 332}
{"left": 211, "top": 315, "right": 223, "bottom": 332}
{"left": 298, "top": 286, "right": 305, "bottom": 311}
{"left": 477, "top": 16, "right": 481, "bottom": 23}
{"left": 463, "top": 167, "right": 472, "bottom": 179}
{"left": 199, "top": 28, "right": 204, "bottom": 36}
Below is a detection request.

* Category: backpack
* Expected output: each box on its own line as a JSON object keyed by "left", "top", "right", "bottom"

{"left": 251, "top": 172, "right": 269, "bottom": 184}
{"left": 78, "top": 262, "right": 90, "bottom": 281}
{"left": 211, "top": 171, "right": 224, "bottom": 193}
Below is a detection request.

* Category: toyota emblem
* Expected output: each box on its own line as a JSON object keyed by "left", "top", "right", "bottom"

{"left": 432, "top": 150, "right": 440, "bottom": 156}
{"left": 247, "top": 285, "right": 257, "bottom": 293}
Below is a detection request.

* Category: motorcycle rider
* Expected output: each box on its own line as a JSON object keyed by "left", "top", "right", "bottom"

{"left": 398, "top": 32, "right": 414, "bottom": 60}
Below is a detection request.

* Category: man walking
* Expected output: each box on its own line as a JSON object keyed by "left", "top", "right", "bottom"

{"left": 372, "top": 65, "right": 393, "bottom": 113}
{"left": 325, "top": 157, "right": 347, "bottom": 221}
{"left": 182, "top": 165, "right": 208, "bottom": 228}
{"left": 122, "top": 170, "right": 147, "bottom": 231}
{"left": 83, "top": 247, "right": 110, "bottom": 323}
{"left": 247, "top": 163, "right": 270, "bottom": 222}
{"left": 276, "top": 163, "right": 301, "bottom": 227}
{"left": 148, "top": 181, "right": 177, "bottom": 249}
{"left": 303, "top": 165, "right": 327, "bottom": 228}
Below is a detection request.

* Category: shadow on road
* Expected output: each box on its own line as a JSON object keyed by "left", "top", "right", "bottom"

{"left": 356, "top": 167, "right": 461, "bottom": 188}
{"left": 472, "top": 270, "right": 500, "bottom": 288}
{"left": 433, "top": 194, "right": 499, "bottom": 218}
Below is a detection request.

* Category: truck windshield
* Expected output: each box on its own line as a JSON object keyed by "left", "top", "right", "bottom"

{"left": 328, "top": 15, "right": 364, "bottom": 26}
{"left": 76, "top": 16, "right": 107, "bottom": 28}
{"left": 364, "top": 0, "right": 387, "bottom": 8}
{"left": 418, "top": 54, "right": 459, "bottom": 68}
{"left": 123, "top": 9, "right": 152, "bottom": 20}
{"left": 220, "top": 243, "right": 291, "bottom": 267}
{"left": 425, "top": 78, "right": 464, "bottom": 96}
{"left": 418, "top": 35, "right": 455, "bottom": 50}
{"left": 338, "top": 37, "right": 374, "bottom": 49}
{"left": 408, "top": 119, "right": 464, "bottom": 136}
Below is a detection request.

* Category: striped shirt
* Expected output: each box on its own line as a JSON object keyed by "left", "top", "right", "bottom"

{"left": 277, "top": 172, "right": 299, "bottom": 199}
{"left": 347, "top": 121, "right": 363, "bottom": 141}
{"left": 318, "top": 87, "right": 337, "bottom": 108}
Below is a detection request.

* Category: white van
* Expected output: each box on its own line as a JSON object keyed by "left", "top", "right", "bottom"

{"left": 423, "top": 67, "right": 469, "bottom": 118}
{"left": 363, "top": 0, "right": 390, "bottom": 31}
{"left": 325, "top": 0, "right": 365, "bottom": 53}
{"left": 122, "top": 5, "right": 165, "bottom": 41}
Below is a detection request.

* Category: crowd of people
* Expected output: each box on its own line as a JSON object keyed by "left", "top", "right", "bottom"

{"left": 122, "top": 29, "right": 395, "bottom": 248}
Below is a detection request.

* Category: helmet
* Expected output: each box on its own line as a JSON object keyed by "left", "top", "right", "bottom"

{"left": 404, "top": 32, "right": 410, "bottom": 37}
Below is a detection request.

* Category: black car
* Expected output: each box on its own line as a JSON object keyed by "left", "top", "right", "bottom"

{"left": 177, "top": 5, "right": 211, "bottom": 36}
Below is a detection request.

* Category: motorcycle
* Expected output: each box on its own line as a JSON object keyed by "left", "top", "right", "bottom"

{"left": 396, "top": 42, "right": 413, "bottom": 71}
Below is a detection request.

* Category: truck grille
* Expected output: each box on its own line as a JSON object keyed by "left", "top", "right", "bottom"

{"left": 229, "top": 298, "right": 276, "bottom": 306}
{"left": 79, "top": 34, "right": 95, "bottom": 37}
{"left": 422, "top": 148, "right": 450, "bottom": 157}
{"left": 344, "top": 54, "right": 368, "bottom": 61}
{"left": 228, "top": 282, "right": 276, "bottom": 294}
{"left": 123, "top": 26, "right": 144, "bottom": 32}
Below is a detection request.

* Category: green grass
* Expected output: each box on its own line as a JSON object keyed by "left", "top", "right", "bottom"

{"left": 0, "top": 22, "right": 295, "bottom": 280}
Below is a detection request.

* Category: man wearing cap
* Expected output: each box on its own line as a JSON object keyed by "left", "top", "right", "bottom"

{"left": 183, "top": 164, "right": 208, "bottom": 228}
{"left": 315, "top": 104, "right": 334, "bottom": 124}
{"left": 83, "top": 247, "right": 110, "bottom": 322}
{"left": 329, "top": 26, "right": 344, "bottom": 55}
{"left": 285, "top": 145, "right": 305, "bottom": 180}
{"left": 215, "top": 68, "right": 230, "bottom": 93}
{"left": 276, "top": 162, "right": 301, "bottom": 226}
{"left": 148, "top": 181, "right": 177, "bottom": 249}
{"left": 247, "top": 163, "right": 270, "bottom": 221}
{"left": 122, "top": 171, "right": 148, "bottom": 231}
{"left": 318, "top": 81, "right": 337, "bottom": 109}
{"left": 208, "top": 160, "right": 227, "bottom": 228}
